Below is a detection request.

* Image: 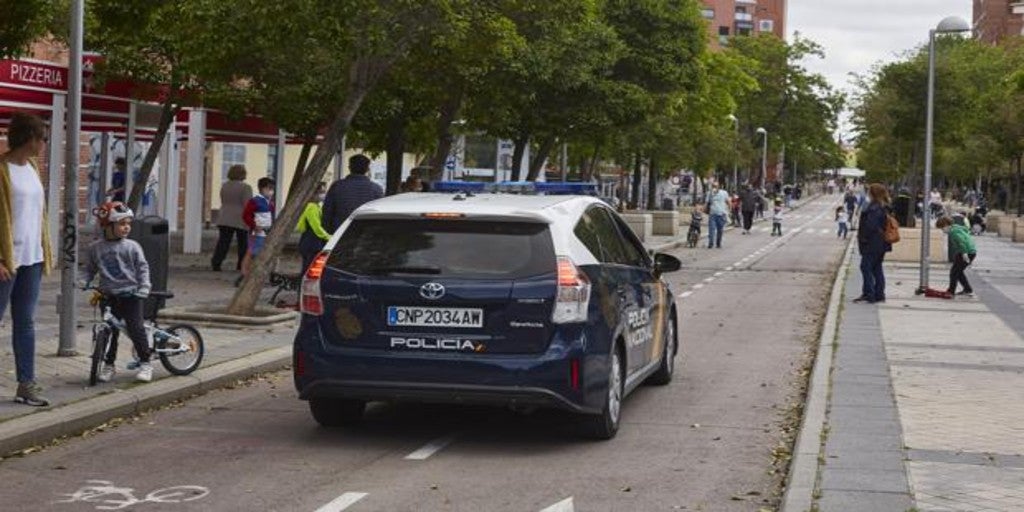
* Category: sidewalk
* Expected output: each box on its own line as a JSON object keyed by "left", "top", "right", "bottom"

{"left": 785, "top": 232, "right": 1024, "bottom": 511}
{"left": 0, "top": 230, "right": 302, "bottom": 455}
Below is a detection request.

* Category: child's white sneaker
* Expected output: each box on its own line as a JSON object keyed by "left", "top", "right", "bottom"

{"left": 135, "top": 362, "right": 153, "bottom": 383}
{"left": 98, "top": 363, "right": 116, "bottom": 383}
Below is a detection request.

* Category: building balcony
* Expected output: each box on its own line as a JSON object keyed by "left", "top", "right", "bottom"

{"left": 736, "top": 0, "right": 757, "bottom": 4}
{"left": 1012, "top": 1, "right": 1024, "bottom": 15}
{"left": 735, "top": 12, "right": 753, "bottom": 22}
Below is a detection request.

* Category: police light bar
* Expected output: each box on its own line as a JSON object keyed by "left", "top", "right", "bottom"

{"left": 431, "top": 181, "right": 487, "bottom": 193}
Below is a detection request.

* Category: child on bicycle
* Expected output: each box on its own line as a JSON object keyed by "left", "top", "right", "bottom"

{"left": 688, "top": 205, "right": 704, "bottom": 247}
{"left": 82, "top": 202, "right": 153, "bottom": 383}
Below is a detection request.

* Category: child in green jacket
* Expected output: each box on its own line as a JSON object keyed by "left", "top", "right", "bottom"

{"left": 937, "top": 216, "right": 977, "bottom": 296}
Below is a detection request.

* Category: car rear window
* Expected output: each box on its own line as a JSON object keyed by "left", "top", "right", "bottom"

{"left": 328, "top": 219, "right": 556, "bottom": 279}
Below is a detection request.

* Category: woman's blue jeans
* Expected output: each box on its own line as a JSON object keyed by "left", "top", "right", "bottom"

{"left": 0, "top": 263, "right": 43, "bottom": 383}
{"left": 859, "top": 252, "right": 886, "bottom": 301}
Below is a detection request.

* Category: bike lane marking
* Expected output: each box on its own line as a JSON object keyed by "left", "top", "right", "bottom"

{"left": 314, "top": 492, "right": 368, "bottom": 512}
{"left": 539, "top": 496, "right": 575, "bottom": 512}
{"left": 405, "top": 433, "right": 459, "bottom": 460}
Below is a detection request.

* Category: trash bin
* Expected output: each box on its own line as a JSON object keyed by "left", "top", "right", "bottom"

{"left": 129, "top": 216, "right": 169, "bottom": 319}
{"left": 893, "top": 195, "right": 915, "bottom": 228}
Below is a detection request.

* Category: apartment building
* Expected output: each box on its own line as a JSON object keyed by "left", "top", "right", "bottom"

{"left": 974, "top": 0, "right": 1024, "bottom": 44}
{"left": 700, "top": 0, "right": 787, "bottom": 48}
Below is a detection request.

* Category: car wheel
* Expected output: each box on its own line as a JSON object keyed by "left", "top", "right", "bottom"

{"left": 578, "top": 346, "right": 624, "bottom": 440}
{"left": 309, "top": 397, "right": 366, "bottom": 427}
{"left": 647, "top": 316, "right": 676, "bottom": 385}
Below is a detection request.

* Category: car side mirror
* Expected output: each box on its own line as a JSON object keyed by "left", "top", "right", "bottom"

{"left": 653, "top": 253, "right": 682, "bottom": 274}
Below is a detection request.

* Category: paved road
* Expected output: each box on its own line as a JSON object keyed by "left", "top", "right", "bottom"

{"left": 0, "top": 197, "right": 846, "bottom": 512}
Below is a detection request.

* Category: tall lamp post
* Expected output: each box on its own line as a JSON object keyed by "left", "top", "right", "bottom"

{"left": 755, "top": 127, "right": 768, "bottom": 189}
{"left": 919, "top": 16, "right": 972, "bottom": 294}
{"left": 728, "top": 114, "right": 739, "bottom": 191}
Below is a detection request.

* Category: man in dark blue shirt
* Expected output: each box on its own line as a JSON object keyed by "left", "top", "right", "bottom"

{"left": 322, "top": 154, "right": 384, "bottom": 233}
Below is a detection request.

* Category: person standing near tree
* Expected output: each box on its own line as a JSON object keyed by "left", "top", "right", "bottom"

{"left": 211, "top": 164, "right": 252, "bottom": 272}
{"left": 296, "top": 182, "right": 330, "bottom": 273}
{"left": 0, "top": 112, "right": 53, "bottom": 406}
{"left": 323, "top": 155, "right": 383, "bottom": 233}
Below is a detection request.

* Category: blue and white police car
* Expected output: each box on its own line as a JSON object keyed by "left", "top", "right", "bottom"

{"left": 293, "top": 182, "right": 682, "bottom": 439}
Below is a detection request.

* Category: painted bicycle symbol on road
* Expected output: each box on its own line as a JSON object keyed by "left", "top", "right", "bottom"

{"left": 55, "top": 480, "right": 209, "bottom": 510}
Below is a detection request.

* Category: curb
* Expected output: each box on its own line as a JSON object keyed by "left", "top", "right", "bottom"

{"left": 780, "top": 236, "right": 855, "bottom": 512}
{"left": 0, "top": 345, "right": 292, "bottom": 457}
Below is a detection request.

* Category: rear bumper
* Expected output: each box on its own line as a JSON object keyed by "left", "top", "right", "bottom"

{"left": 293, "top": 319, "right": 606, "bottom": 415}
{"left": 299, "top": 379, "right": 595, "bottom": 413}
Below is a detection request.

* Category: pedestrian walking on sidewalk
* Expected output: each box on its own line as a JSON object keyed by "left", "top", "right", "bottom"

{"left": 836, "top": 206, "right": 849, "bottom": 239}
{"left": 854, "top": 183, "right": 893, "bottom": 304}
{"left": 323, "top": 154, "right": 383, "bottom": 233}
{"left": 211, "top": 164, "right": 252, "bottom": 272}
{"left": 0, "top": 112, "right": 54, "bottom": 406}
{"left": 771, "top": 200, "right": 784, "bottom": 236}
{"left": 937, "top": 216, "right": 977, "bottom": 297}
{"left": 239, "top": 177, "right": 276, "bottom": 285}
{"left": 83, "top": 202, "right": 154, "bottom": 383}
{"left": 729, "top": 193, "right": 741, "bottom": 227}
{"left": 297, "top": 182, "right": 330, "bottom": 273}
{"left": 706, "top": 183, "right": 730, "bottom": 249}
{"left": 740, "top": 185, "right": 758, "bottom": 234}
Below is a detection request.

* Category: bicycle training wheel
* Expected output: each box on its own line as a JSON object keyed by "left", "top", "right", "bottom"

{"left": 89, "top": 326, "right": 111, "bottom": 386}
{"left": 159, "top": 324, "right": 205, "bottom": 375}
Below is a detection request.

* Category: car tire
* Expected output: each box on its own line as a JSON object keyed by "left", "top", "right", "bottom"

{"left": 578, "top": 346, "right": 624, "bottom": 440}
{"left": 647, "top": 315, "right": 677, "bottom": 386}
{"left": 309, "top": 397, "right": 366, "bottom": 427}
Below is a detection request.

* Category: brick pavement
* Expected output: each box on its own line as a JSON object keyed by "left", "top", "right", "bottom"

{"left": 812, "top": 232, "right": 1024, "bottom": 512}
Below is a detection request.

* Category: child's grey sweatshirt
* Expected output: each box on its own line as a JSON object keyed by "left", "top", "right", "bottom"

{"left": 82, "top": 238, "right": 151, "bottom": 296}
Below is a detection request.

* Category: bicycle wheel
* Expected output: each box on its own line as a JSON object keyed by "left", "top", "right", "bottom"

{"left": 89, "top": 325, "right": 111, "bottom": 386}
{"left": 158, "top": 324, "right": 205, "bottom": 376}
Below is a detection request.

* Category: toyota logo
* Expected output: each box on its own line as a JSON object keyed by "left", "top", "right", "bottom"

{"left": 420, "top": 282, "right": 446, "bottom": 300}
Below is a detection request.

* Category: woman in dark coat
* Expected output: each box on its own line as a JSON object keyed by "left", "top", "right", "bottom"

{"left": 855, "top": 183, "right": 893, "bottom": 303}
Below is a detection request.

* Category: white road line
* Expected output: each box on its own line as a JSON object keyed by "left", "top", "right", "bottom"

{"left": 724, "top": 267, "right": 733, "bottom": 271}
{"left": 692, "top": 283, "right": 705, "bottom": 290}
{"left": 405, "top": 434, "right": 458, "bottom": 460}
{"left": 703, "top": 277, "right": 715, "bottom": 283}
{"left": 714, "top": 271, "right": 724, "bottom": 277}
{"left": 759, "top": 227, "right": 770, "bottom": 232}
{"left": 315, "top": 492, "right": 368, "bottom": 512}
{"left": 820, "top": 228, "right": 830, "bottom": 234}
{"left": 733, "top": 261, "right": 744, "bottom": 267}
{"left": 678, "top": 291, "right": 693, "bottom": 298}
{"left": 540, "top": 497, "right": 575, "bottom": 512}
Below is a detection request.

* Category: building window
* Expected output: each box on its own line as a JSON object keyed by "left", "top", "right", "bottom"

{"left": 736, "top": 6, "right": 747, "bottom": 13}
{"left": 221, "top": 144, "right": 246, "bottom": 180}
{"left": 719, "top": 26, "right": 730, "bottom": 36}
{"left": 701, "top": 8, "right": 714, "bottom": 19}
{"left": 737, "top": 27, "right": 752, "bottom": 36}
{"left": 759, "top": 19, "right": 774, "bottom": 32}
{"left": 267, "top": 144, "right": 279, "bottom": 181}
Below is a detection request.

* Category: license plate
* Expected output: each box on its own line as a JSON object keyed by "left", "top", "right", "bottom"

{"left": 387, "top": 306, "right": 484, "bottom": 328}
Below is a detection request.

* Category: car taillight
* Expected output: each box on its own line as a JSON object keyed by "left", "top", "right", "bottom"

{"left": 301, "top": 251, "right": 329, "bottom": 316}
{"left": 570, "top": 358, "right": 581, "bottom": 390}
{"left": 552, "top": 256, "right": 590, "bottom": 324}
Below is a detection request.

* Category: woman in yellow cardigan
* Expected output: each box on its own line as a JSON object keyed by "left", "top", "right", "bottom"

{"left": 0, "top": 112, "right": 54, "bottom": 407}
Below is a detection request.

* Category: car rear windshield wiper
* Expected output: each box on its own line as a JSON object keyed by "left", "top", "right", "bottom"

{"left": 367, "top": 265, "right": 442, "bottom": 275}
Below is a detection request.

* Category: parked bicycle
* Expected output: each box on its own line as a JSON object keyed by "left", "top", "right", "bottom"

{"left": 86, "top": 288, "right": 205, "bottom": 386}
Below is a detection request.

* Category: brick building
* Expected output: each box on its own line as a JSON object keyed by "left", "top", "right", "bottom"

{"left": 974, "top": 0, "right": 1024, "bottom": 44}
{"left": 700, "top": 0, "right": 787, "bottom": 48}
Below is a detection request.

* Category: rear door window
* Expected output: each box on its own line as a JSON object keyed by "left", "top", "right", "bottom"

{"left": 328, "top": 219, "right": 556, "bottom": 279}
{"left": 573, "top": 208, "right": 605, "bottom": 261}
{"left": 588, "top": 208, "right": 634, "bottom": 266}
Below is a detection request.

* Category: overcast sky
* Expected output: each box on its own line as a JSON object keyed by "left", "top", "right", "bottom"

{"left": 788, "top": 0, "right": 973, "bottom": 132}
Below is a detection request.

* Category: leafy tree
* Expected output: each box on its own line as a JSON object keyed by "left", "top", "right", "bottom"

{"left": 0, "top": 0, "right": 54, "bottom": 58}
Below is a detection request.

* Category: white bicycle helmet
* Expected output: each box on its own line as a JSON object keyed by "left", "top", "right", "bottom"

{"left": 93, "top": 201, "right": 134, "bottom": 226}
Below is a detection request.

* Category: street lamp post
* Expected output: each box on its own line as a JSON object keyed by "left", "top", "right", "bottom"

{"left": 755, "top": 127, "right": 767, "bottom": 189}
{"left": 728, "top": 114, "right": 739, "bottom": 191}
{"left": 919, "top": 16, "right": 971, "bottom": 294}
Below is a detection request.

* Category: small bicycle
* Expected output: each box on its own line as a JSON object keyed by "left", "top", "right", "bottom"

{"left": 86, "top": 288, "right": 205, "bottom": 386}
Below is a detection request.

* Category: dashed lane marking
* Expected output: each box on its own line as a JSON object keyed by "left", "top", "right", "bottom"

{"left": 314, "top": 492, "right": 368, "bottom": 512}
{"left": 540, "top": 497, "right": 575, "bottom": 512}
{"left": 714, "top": 271, "right": 724, "bottom": 277}
{"left": 693, "top": 283, "right": 705, "bottom": 290}
{"left": 703, "top": 277, "right": 715, "bottom": 283}
{"left": 678, "top": 291, "right": 693, "bottom": 298}
{"left": 405, "top": 434, "right": 458, "bottom": 460}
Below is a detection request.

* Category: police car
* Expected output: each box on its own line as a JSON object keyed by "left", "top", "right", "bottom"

{"left": 293, "top": 182, "right": 682, "bottom": 439}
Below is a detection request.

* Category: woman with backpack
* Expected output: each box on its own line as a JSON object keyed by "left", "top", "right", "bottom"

{"left": 854, "top": 183, "right": 894, "bottom": 304}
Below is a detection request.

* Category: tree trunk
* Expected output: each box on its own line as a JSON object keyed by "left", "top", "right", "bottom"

{"left": 385, "top": 116, "right": 406, "bottom": 195}
{"left": 526, "top": 136, "right": 557, "bottom": 181}
{"left": 1016, "top": 155, "right": 1022, "bottom": 216}
{"left": 428, "top": 89, "right": 464, "bottom": 181}
{"left": 583, "top": 144, "right": 600, "bottom": 182}
{"left": 510, "top": 133, "right": 529, "bottom": 182}
{"left": 646, "top": 156, "right": 658, "bottom": 210}
{"left": 127, "top": 100, "right": 181, "bottom": 211}
{"left": 226, "top": 81, "right": 371, "bottom": 316}
{"left": 630, "top": 154, "right": 642, "bottom": 209}
{"left": 285, "top": 135, "right": 316, "bottom": 204}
